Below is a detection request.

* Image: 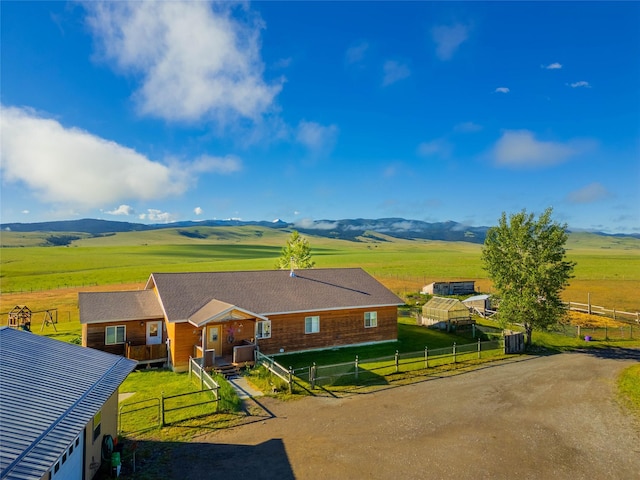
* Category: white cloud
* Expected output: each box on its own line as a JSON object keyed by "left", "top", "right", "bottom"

{"left": 382, "top": 60, "right": 410, "bottom": 86}
{"left": 454, "top": 121, "right": 482, "bottom": 133}
{"left": 417, "top": 139, "right": 451, "bottom": 157}
{"left": 139, "top": 209, "right": 175, "bottom": 223}
{"left": 296, "top": 120, "right": 339, "bottom": 153}
{"left": 567, "top": 183, "right": 611, "bottom": 204}
{"left": 542, "top": 62, "right": 562, "bottom": 69}
{"left": 294, "top": 218, "right": 339, "bottom": 230}
{"left": 492, "top": 130, "right": 593, "bottom": 168}
{"left": 84, "top": 1, "right": 282, "bottom": 124}
{"left": 107, "top": 204, "right": 135, "bottom": 216}
{"left": 21, "top": 210, "right": 30, "bottom": 215}
{"left": 569, "top": 81, "right": 591, "bottom": 88}
{"left": 494, "top": 87, "right": 510, "bottom": 94}
{"left": 345, "top": 40, "right": 369, "bottom": 65}
{"left": 190, "top": 154, "right": 242, "bottom": 174}
{"left": 0, "top": 106, "right": 239, "bottom": 209}
{"left": 432, "top": 23, "right": 469, "bottom": 61}
{"left": 194, "top": 207, "right": 203, "bottom": 216}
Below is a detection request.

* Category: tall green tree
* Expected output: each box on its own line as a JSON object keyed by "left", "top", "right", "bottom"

{"left": 275, "top": 230, "right": 315, "bottom": 270}
{"left": 482, "top": 208, "right": 575, "bottom": 346}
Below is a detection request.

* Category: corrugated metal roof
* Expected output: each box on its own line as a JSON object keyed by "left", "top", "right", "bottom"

{"left": 462, "top": 294, "right": 490, "bottom": 303}
{"left": 79, "top": 289, "right": 164, "bottom": 324}
{"left": 0, "top": 327, "right": 136, "bottom": 480}
{"left": 147, "top": 268, "right": 404, "bottom": 322}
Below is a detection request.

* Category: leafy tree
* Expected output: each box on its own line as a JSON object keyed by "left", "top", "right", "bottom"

{"left": 275, "top": 230, "right": 315, "bottom": 270}
{"left": 481, "top": 208, "right": 575, "bottom": 346}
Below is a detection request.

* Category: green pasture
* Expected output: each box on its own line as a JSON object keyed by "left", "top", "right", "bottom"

{"left": 1, "top": 226, "right": 639, "bottom": 312}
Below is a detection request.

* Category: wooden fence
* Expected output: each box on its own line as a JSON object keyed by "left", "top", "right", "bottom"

{"left": 565, "top": 301, "right": 639, "bottom": 324}
{"left": 255, "top": 351, "right": 294, "bottom": 393}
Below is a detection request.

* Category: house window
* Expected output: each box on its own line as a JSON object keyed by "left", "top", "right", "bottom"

{"left": 256, "top": 320, "right": 271, "bottom": 339}
{"left": 364, "top": 311, "right": 378, "bottom": 328}
{"left": 105, "top": 325, "right": 125, "bottom": 345}
{"left": 305, "top": 316, "right": 320, "bottom": 334}
{"left": 93, "top": 410, "right": 101, "bottom": 442}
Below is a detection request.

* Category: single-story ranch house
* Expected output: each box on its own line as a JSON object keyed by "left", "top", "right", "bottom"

{"left": 79, "top": 268, "right": 404, "bottom": 371}
{"left": 0, "top": 327, "right": 136, "bottom": 480}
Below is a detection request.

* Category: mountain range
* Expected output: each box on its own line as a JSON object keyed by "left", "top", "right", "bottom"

{"left": 2, "top": 218, "right": 638, "bottom": 244}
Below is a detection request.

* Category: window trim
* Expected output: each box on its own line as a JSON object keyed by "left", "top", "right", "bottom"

{"left": 364, "top": 311, "right": 378, "bottom": 328}
{"left": 305, "top": 315, "right": 320, "bottom": 334}
{"left": 255, "top": 320, "right": 271, "bottom": 339}
{"left": 105, "top": 325, "right": 126, "bottom": 345}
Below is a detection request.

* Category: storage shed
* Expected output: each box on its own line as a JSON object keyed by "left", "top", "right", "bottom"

{"left": 420, "top": 297, "right": 474, "bottom": 331}
{"left": 422, "top": 281, "right": 475, "bottom": 296}
{"left": 462, "top": 294, "right": 492, "bottom": 314}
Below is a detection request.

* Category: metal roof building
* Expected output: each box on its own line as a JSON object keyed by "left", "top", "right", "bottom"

{"left": 0, "top": 327, "right": 136, "bottom": 480}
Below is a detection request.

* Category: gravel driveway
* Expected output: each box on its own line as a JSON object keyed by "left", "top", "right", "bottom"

{"left": 161, "top": 349, "right": 640, "bottom": 479}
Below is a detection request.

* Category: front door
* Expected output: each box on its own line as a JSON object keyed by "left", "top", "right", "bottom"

{"left": 146, "top": 321, "right": 162, "bottom": 345}
{"left": 207, "top": 325, "right": 222, "bottom": 356}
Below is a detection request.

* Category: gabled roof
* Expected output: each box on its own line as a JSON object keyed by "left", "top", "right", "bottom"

{"left": 0, "top": 327, "right": 136, "bottom": 480}
{"left": 147, "top": 268, "right": 404, "bottom": 322}
{"left": 188, "top": 299, "right": 268, "bottom": 327}
{"left": 423, "top": 297, "right": 468, "bottom": 312}
{"left": 79, "top": 289, "right": 164, "bottom": 324}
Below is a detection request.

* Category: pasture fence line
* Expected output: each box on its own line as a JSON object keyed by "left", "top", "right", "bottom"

{"left": 554, "top": 323, "right": 639, "bottom": 341}
{"left": 267, "top": 339, "right": 506, "bottom": 390}
{"left": 118, "top": 398, "right": 161, "bottom": 435}
{"left": 565, "top": 301, "right": 639, "bottom": 324}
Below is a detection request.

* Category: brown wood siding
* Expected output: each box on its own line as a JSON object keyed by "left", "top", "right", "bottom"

{"left": 256, "top": 306, "right": 397, "bottom": 355}
{"left": 171, "top": 319, "right": 256, "bottom": 370}
{"left": 83, "top": 318, "right": 165, "bottom": 357}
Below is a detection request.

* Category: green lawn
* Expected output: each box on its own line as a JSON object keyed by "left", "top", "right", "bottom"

{"left": 118, "top": 369, "right": 241, "bottom": 441}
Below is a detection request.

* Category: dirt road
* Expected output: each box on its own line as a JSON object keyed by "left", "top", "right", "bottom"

{"left": 163, "top": 349, "right": 640, "bottom": 479}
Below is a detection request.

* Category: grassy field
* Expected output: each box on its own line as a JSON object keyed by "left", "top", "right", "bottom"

{"left": 1, "top": 226, "right": 639, "bottom": 327}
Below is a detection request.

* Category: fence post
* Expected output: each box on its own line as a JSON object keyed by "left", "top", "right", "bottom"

{"left": 605, "top": 325, "right": 608, "bottom": 341}
{"left": 355, "top": 355, "right": 359, "bottom": 381}
{"left": 288, "top": 366, "right": 293, "bottom": 394}
{"left": 577, "top": 325, "right": 581, "bottom": 338}
{"left": 395, "top": 350, "right": 399, "bottom": 373}
{"left": 214, "top": 385, "right": 219, "bottom": 412}
{"left": 160, "top": 392, "right": 165, "bottom": 427}
{"left": 477, "top": 338, "right": 481, "bottom": 359}
{"left": 425, "top": 346, "right": 429, "bottom": 369}
{"left": 453, "top": 342, "right": 457, "bottom": 364}
{"left": 311, "top": 362, "right": 316, "bottom": 390}
{"left": 200, "top": 365, "right": 204, "bottom": 391}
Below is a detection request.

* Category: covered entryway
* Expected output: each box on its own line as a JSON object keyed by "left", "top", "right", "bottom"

{"left": 188, "top": 299, "right": 266, "bottom": 368}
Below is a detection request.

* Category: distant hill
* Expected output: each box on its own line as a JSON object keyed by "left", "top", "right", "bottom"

{"left": 1, "top": 217, "right": 638, "bottom": 245}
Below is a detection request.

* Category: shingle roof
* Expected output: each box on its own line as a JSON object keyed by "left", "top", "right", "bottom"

{"left": 79, "top": 289, "right": 164, "bottom": 324}
{"left": 148, "top": 268, "right": 404, "bottom": 322}
{"left": 0, "top": 328, "right": 136, "bottom": 480}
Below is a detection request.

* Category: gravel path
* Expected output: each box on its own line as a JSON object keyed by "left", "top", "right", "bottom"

{"left": 165, "top": 349, "right": 640, "bottom": 479}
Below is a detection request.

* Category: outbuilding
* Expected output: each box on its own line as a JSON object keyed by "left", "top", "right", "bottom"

{"left": 420, "top": 297, "right": 474, "bottom": 331}
{"left": 0, "top": 327, "right": 136, "bottom": 480}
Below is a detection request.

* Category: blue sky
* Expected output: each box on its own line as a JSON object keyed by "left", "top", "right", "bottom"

{"left": 1, "top": 1, "right": 639, "bottom": 233}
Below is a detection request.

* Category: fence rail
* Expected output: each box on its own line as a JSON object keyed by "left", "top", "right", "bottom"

{"left": 565, "top": 302, "right": 640, "bottom": 324}
{"left": 306, "top": 339, "right": 506, "bottom": 388}
{"left": 255, "top": 350, "right": 295, "bottom": 393}
{"left": 119, "top": 398, "right": 161, "bottom": 435}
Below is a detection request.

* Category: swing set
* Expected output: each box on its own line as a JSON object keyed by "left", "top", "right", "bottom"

{"left": 7, "top": 306, "right": 58, "bottom": 332}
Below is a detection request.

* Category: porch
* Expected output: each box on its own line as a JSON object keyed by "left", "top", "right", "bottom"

{"left": 126, "top": 343, "right": 168, "bottom": 366}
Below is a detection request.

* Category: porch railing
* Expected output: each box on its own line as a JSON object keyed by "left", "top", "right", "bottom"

{"left": 126, "top": 343, "right": 168, "bottom": 365}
